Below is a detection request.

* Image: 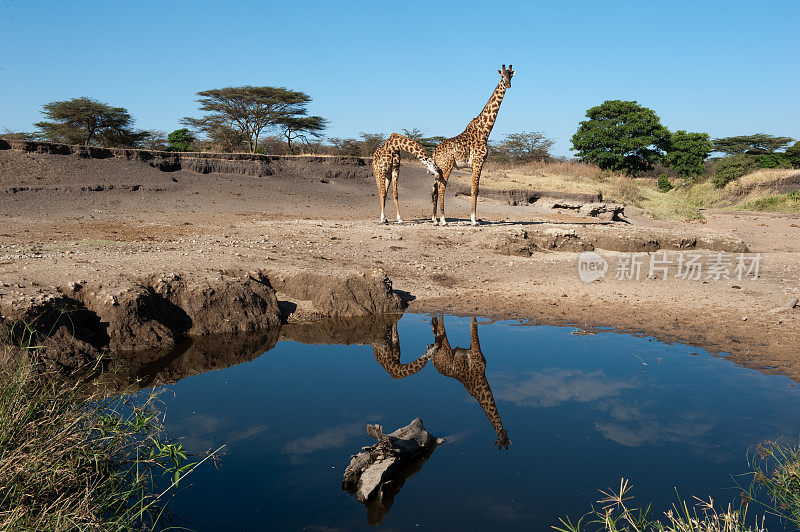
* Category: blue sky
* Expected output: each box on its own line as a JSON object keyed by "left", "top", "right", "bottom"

{"left": 1, "top": 0, "right": 798, "bottom": 156}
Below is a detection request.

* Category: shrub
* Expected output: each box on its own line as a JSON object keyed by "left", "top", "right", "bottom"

{"left": 165, "top": 128, "right": 195, "bottom": 152}
{"left": 712, "top": 155, "right": 760, "bottom": 188}
{"left": 606, "top": 176, "right": 643, "bottom": 206}
{"left": 755, "top": 153, "right": 791, "bottom": 169}
{"left": 657, "top": 174, "right": 672, "bottom": 192}
{"left": 663, "top": 130, "right": 713, "bottom": 179}
{"left": 786, "top": 142, "right": 800, "bottom": 169}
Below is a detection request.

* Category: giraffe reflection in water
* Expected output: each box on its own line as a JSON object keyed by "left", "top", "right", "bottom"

{"left": 368, "top": 315, "right": 510, "bottom": 450}
{"left": 427, "top": 316, "right": 510, "bottom": 450}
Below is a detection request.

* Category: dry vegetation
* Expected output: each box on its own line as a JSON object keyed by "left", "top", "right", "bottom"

{"left": 448, "top": 161, "right": 800, "bottom": 221}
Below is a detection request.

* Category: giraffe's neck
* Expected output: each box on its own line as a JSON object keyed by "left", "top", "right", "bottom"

{"left": 395, "top": 137, "right": 428, "bottom": 161}
{"left": 469, "top": 373, "right": 505, "bottom": 437}
{"left": 471, "top": 82, "right": 507, "bottom": 138}
{"left": 373, "top": 343, "right": 430, "bottom": 379}
{"left": 384, "top": 134, "right": 438, "bottom": 174}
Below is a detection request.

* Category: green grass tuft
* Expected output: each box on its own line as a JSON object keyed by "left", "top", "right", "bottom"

{"left": 0, "top": 343, "right": 221, "bottom": 530}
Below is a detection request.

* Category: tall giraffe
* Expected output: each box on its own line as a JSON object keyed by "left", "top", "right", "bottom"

{"left": 428, "top": 315, "right": 510, "bottom": 450}
{"left": 372, "top": 133, "right": 442, "bottom": 224}
{"left": 432, "top": 65, "right": 515, "bottom": 225}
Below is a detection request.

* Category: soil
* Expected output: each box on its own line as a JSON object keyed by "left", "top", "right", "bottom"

{"left": 1, "top": 142, "right": 798, "bottom": 380}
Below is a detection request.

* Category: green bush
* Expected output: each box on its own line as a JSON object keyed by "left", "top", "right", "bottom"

{"left": 712, "top": 155, "right": 759, "bottom": 188}
{"left": 786, "top": 142, "right": 800, "bottom": 169}
{"left": 755, "top": 153, "right": 791, "bottom": 169}
{"left": 657, "top": 174, "right": 672, "bottom": 192}
{"left": 662, "top": 130, "right": 712, "bottom": 178}
{"left": 165, "top": 128, "right": 195, "bottom": 152}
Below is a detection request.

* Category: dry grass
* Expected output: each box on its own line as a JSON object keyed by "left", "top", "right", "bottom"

{"left": 441, "top": 160, "right": 800, "bottom": 220}
{"left": 554, "top": 477, "right": 766, "bottom": 532}
{"left": 640, "top": 181, "right": 719, "bottom": 221}
{"left": 720, "top": 168, "right": 800, "bottom": 213}
{"left": 404, "top": 156, "right": 800, "bottom": 221}
{"left": 451, "top": 159, "right": 612, "bottom": 195}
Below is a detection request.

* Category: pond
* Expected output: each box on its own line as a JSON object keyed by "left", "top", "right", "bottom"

{"left": 130, "top": 313, "right": 800, "bottom": 530}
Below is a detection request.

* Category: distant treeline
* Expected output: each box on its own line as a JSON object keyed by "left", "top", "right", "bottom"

{"left": 2, "top": 88, "right": 798, "bottom": 186}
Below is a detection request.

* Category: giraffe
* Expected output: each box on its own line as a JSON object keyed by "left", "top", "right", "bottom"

{"left": 427, "top": 315, "right": 510, "bottom": 450}
{"left": 371, "top": 320, "right": 433, "bottom": 379}
{"left": 432, "top": 65, "right": 515, "bottom": 226}
{"left": 372, "top": 132, "right": 442, "bottom": 224}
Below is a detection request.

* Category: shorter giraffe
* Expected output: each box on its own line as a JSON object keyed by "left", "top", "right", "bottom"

{"left": 372, "top": 133, "right": 442, "bottom": 224}
{"left": 372, "top": 320, "right": 432, "bottom": 379}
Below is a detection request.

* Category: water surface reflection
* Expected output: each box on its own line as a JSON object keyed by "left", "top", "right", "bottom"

{"left": 112, "top": 314, "right": 800, "bottom": 530}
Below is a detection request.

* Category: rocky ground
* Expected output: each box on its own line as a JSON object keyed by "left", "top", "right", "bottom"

{"left": 1, "top": 141, "right": 798, "bottom": 380}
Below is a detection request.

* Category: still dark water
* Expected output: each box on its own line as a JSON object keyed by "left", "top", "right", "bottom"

{"left": 142, "top": 314, "right": 800, "bottom": 530}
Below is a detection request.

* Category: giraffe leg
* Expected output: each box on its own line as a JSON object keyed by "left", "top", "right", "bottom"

{"left": 470, "top": 159, "right": 485, "bottom": 226}
{"left": 431, "top": 183, "right": 438, "bottom": 224}
{"left": 437, "top": 164, "right": 453, "bottom": 226}
{"left": 438, "top": 181, "right": 447, "bottom": 226}
{"left": 375, "top": 162, "right": 388, "bottom": 224}
{"left": 391, "top": 153, "right": 402, "bottom": 223}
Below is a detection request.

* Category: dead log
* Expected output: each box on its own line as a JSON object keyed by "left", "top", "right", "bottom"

{"left": 342, "top": 418, "right": 444, "bottom": 525}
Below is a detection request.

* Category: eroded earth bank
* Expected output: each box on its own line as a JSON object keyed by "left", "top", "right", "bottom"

{"left": 1, "top": 141, "right": 798, "bottom": 379}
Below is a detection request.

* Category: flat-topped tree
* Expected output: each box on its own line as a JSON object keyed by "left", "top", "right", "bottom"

{"left": 712, "top": 134, "right": 795, "bottom": 155}
{"left": 280, "top": 115, "right": 328, "bottom": 154}
{"left": 184, "top": 86, "right": 322, "bottom": 154}
{"left": 35, "top": 97, "right": 144, "bottom": 147}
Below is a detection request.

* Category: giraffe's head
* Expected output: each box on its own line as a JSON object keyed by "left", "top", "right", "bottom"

{"left": 498, "top": 64, "right": 515, "bottom": 88}
{"left": 421, "top": 157, "right": 442, "bottom": 179}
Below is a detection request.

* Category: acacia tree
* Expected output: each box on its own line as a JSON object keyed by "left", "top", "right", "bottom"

{"left": 181, "top": 116, "right": 247, "bottom": 152}
{"left": 327, "top": 137, "right": 362, "bottom": 156}
{"left": 662, "top": 130, "right": 713, "bottom": 178}
{"left": 358, "top": 132, "right": 387, "bottom": 155}
{"left": 183, "top": 86, "right": 322, "bottom": 154}
{"left": 571, "top": 100, "right": 669, "bottom": 176}
{"left": 419, "top": 136, "right": 446, "bottom": 152}
{"left": 35, "top": 97, "right": 144, "bottom": 146}
{"left": 492, "top": 131, "right": 554, "bottom": 163}
{"left": 280, "top": 116, "right": 328, "bottom": 153}
{"left": 712, "top": 134, "right": 795, "bottom": 155}
{"left": 400, "top": 127, "right": 425, "bottom": 141}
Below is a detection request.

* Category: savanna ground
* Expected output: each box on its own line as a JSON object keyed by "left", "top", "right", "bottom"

{"left": 0, "top": 146, "right": 798, "bottom": 380}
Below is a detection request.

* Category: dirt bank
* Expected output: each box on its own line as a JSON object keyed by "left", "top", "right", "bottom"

{"left": 1, "top": 142, "right": 798, "bottom": 381}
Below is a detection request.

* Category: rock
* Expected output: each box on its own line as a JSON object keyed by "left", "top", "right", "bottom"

{"left": 0, "top": 270, "right": 282, "bottom": 371}
{"left": 273, "top": 270, "right": 405, "bottom": 318}
{"left": 767, "top": 298, "right": 799, "bottom": 314}
{"left": 579, "top": 202, "right": 626, "bottom": 221}
{"left": 342, "top": 418, "right": 444, "bottom": 525}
